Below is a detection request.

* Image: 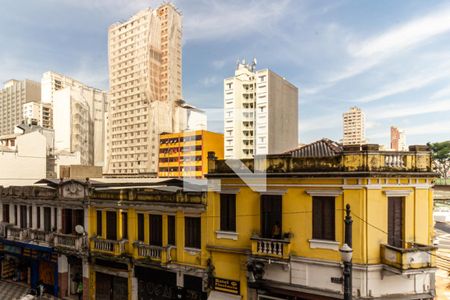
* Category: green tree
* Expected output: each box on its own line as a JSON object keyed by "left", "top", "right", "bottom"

{"left": 427, "top": 141, "right": 450, "bottom": 184}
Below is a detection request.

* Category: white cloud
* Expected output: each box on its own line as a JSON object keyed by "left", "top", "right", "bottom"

{"left": 182, "top": 0, "right": 291, "bottom": 42}
{"left": 199, "top": 76, "right": 220, "bottom": 87}
{"left": 351, "top": 5, "right": 450, "bottom": 58}
{"left": 368, "top": 99, "right": 450, "bottom": 120}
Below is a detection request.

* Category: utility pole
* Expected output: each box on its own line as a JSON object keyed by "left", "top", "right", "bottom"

{"left": 342, "top": 204, "right": 353, "bottom": 300}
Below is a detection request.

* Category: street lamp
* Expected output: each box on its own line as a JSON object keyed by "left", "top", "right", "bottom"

{"left": 340, "top": 243, "right": 353, "bottom": 300}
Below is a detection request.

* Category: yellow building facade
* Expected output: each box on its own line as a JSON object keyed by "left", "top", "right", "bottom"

{"left": 86, "top": 178, "right": 210, "bottom": 300}
{"left": 159, "top": 130, "right": 224, "bottom": 178}
{"left": 205, "top": 141, "right": 437, "bottom": 299}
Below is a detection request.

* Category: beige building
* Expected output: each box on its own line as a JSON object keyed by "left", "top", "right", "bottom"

{"left": 43, "top": 71, "right": 108, "bottom": 167}
{"left": 343, "top": 106, "right": 366, "bottom": 145}
{"left": 105, "top": 3, "right": 183, "bottom": 175}
{"left": 0, "top": 79, "right": 41, "bottom": 135}
{"left": 22, "top": 102, "right": 53, "bottom": 128}
{"left": 224, "top": 60, "right": 298, "bottom": 159}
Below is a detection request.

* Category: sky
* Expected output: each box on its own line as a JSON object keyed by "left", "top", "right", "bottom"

{"left": 0, "top": 0, "right": 449, "bottom": 147}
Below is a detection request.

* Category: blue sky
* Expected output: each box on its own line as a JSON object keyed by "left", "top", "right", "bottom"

{"left": 1, "top": 0, "right": 449, "bottom": 147}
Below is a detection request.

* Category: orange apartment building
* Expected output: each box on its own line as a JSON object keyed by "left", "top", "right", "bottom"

{"left": 158, "top": 130, "right": 224, "bottom": 178}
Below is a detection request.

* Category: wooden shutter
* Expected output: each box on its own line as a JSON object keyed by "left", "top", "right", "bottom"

{"left": 3, "top": 204, "right": 9, "bottom": 223}
{"left": 185, "top": 217, "right": 201, "bottom": 248}
{"left": 149, "top": 215, "right": 162, "bottom": 246}
{"left": 313, "top": 196, "right": 335, "bottom": 240}
{"left": 137, "top": 214, "right": 144, "bottom": 241}
{"left": 388, "top": 197, "right": 403, "bottom": 248}
{"left": 62, "top": 209, "right": 72, "bottom": 234}
{"left": 121, "top": 212, "right": 128, "bottom": 239}
{"left": 260, "top": 195, "right": 282, "bottom": 238}
{"left": 20, "top": 206, "right": 27, "bottom": 229}
{"left": 168, "top": 215, "right": 175, "bottom": 245}
{"left": 96, "top": 210, "right": 102, "bottom": 236}
{"left": 220, "top": 194, "right": 236, "bottom": 232}
{"left": 106, "top": 211, "right": 117, "bottom": 240}
{"left": 44, "top": 207, "right": 51, "bottom": 232}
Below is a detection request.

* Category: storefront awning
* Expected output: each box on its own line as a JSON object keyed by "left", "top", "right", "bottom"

{"left": 208, "top": 291, "right": 241, "bottom": 300}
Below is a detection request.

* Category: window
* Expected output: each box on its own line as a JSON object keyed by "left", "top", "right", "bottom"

{"left": 122, "top": 212, "right": 128, "bottom": 239}
{"left": 388, "top": 197, "right": 404, "bottom": 248}
{"left": 137, "top": 213, "right": 144, "bottom": 241}
{"left": 54, "top": 207, "right": 57, "bottom": 230}
{"left": 260, "top": 195, "right": 282, "bottom": 238}
{"left": 312, "top": 196, "right": 335, "bottom": 241}
{"left": 37, "top": 207, "right": 40, "bottom": 229}
{"left": 20, "top": 206, "right": 27, "bottom": 229}
{"left": 185, "top": 217, "right": 201, "bottom": 249}
{"left": 220, "top": 194, "right": 236, "bottom": 232}
{"left": 168, "top": 215, "right": 175, "bottom": 245}
{"left": 149, "top": 215, "right": 162, "bottom": 246}
{"left": 28, "top": 206, "right": 32, "bottom": 228}
{"left": 44, "top": 207, "right": 51, "bottom": 232}
{"left": 3, "top": 204, "right": 9, "bottom": 223}
{"left": 96, "top": 210, "right": 102, "bottom": 236}
{"left": 106, "top": 211, "right": 117, "bottom": 240}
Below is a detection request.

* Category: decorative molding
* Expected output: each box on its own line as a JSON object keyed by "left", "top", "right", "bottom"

{"left": 383, "top": 190, "right": 412, "bottom": 197}
{"left": 215, "top": 231, "right": 238, "bottom": 241}
{"left": 184, "top": 247, "right": 201, "bottom": 255}
{"left": 308, "top": 239, "right": 340, "bottom": 251}
{"left": 259, "top": 189, "right": 287, "bottom": 195}
{"left": 219, "top": 189, "right": 240, "bottom": 195}
{"left": 305, "top": 189, "right": 342, "bottom": 197}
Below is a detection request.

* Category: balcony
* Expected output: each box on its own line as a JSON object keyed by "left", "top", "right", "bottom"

{"left": 380, "top": 243, "right": 437, "bottom": 272}
{"left": 7, "top": 227, "right": 29, "bottom": 241}
{"left": 54, "top": 233, "right": 84, "bottom": 252}
{"left": 29, "top": 229, "right": 53, "bottom": 244}
{"left": 91, "top": 237, "right": 128, "bottom": 256}
{"left": 251, "top": 234, "right": 291, "bottom": 259}
{"left": 134, "top": 242, "right": 163, "bottom": 261}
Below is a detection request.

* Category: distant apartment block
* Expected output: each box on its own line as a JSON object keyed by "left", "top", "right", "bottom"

{"left": 158, "top": 130, "right": 223, "bottom": 178}
{"left": 223, "top": 60, "right": 298, "bottom": 159}
{"left": 106, "top": 3, "right": 184, "bottom": 175}
{"left": 42, "top": 71, "right": 108, "bottom": 167}
{"left": 391, "top": 126, "right": 407, "bottom": 151}
{"left": 343, "top": 106, "right": 366, "bottom": 145}
{"left": 22, "top": 102, "right": 53, "bottom": 128}
{"left": 0, "top": 79, "right": 41, "bottom": 135}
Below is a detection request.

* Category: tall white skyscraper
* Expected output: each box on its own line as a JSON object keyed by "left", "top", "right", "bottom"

{"left": 343, "top": 106, "right": 366, "bottom": 145}
{"left": 105, "top": 3, "right": 183, "bottom": 175}
{"left": 224, "top": 60, "right": 299, "bottom": 159}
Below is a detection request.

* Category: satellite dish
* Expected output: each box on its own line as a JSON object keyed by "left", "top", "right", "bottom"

{"left": 75, "top": 225, "right": 84, "bottom": 234}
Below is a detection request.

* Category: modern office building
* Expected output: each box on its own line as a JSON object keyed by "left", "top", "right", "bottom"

{"left": 391, "top": 126, "right": 407, "bottom": 151}
{"left": 42, "top": 71, "right": 108, "bottom": 167}
{"left": 223, "top": 60, "right": 298, "bottom": 159}
{"left": 106, "top": 3, "right": 183, "bottom": 175}
{"left": 0, "top": 79, "right": 41, "bottom": 135}
{"left": 158, "top": 130, "right": 224, "bottom": 178}
{"left": 343, "top": 106, "right": 366, "bottom": 145}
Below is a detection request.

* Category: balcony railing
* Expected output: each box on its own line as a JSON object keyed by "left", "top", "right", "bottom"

{"left": 380, "top": 243, "right": 437, "bottom": 271}
{"left": 29, "top": 229, "right": 53, "bottom": 244}
{"left": 251, "top": 234, "right": 291, "bottom": 259}
{"left": 7, "top": 227, "right": 29, "bottom": 241}
{"left": 54, "top": 233, "right": 84, "bottom": 251}
{"left": 91, "top": 237, "right": 128, "bottom": 256}
{"left": 134, "top": 242, "right": 163, "bottom": 261}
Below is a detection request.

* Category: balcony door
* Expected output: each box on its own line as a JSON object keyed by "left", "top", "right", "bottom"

{"left": 388, "top": 197, "right": 403, "bottom": 248}
{"left": 106, "top": 211, "right": 117, "bottom": 240}
{"left": 260, "top": 195, "right": 282, "bottom": 239}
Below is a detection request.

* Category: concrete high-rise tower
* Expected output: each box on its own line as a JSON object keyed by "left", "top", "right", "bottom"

{"left": 105, "top": 3, "right": 183, "bottom": 175}
{"left": 224, "top": 60, "right": 299, "bottom": 159}
{"left": 343, "top": 107, "right": 366, "bottom": 145}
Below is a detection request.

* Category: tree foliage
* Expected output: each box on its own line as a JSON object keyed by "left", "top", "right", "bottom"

{"left": 427, "top": 141, "right": 450, "bottom": 184}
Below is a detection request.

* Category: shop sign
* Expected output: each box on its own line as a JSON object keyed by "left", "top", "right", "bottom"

{"left": 213, "top": 277, "right": 240, "bottom": 295}
{"left": 4, "top": 245, "right": 21, "bottom": 255}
